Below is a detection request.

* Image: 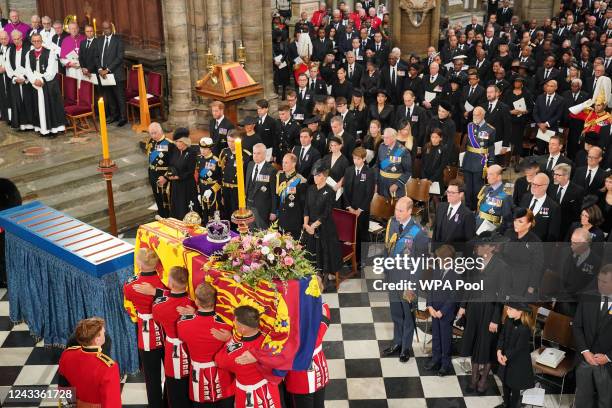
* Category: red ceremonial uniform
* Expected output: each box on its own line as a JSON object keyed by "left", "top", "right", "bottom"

{"left": 177, "top": 311, "right": 236, "bottom": 403}
{"left": 123, "top": 271, "right": 166, "bottom": 351}
{"left": 215, "top": 332, "right": 281, "bottom": 408}
{"left": 58, "top": 346, "right": 122, "bottom": 408}
{"left": 285, "top": 303, "right": 331, "bottom": 394}
{"left": 151, "top": 290, "right": 195, "bottom": 379}
{"left": 569, "top": 109, "right": 612, "bottom": 134}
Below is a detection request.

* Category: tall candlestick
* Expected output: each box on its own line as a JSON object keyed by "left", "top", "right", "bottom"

{"left": 98, "top": 97, "right": 110, "bottom": 160}
{"left": 234, "top": 138, "right": 246, "bottom": 209}
{"left": 93, "top": 18, "right": 97, "bottom": 36}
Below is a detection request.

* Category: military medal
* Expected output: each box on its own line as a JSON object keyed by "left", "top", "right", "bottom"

{"left": 289, "top": 202, "right": 295, "bottom": 207}
{"left": 391, "top": 166, "right": 397, "bottom": 172}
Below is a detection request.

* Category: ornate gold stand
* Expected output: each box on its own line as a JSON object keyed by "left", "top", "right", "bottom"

{"left": 231, "top": 207, "right": 254, "bottom": 235}
{"left": 97, "top": 158, "right": 118, "bottom": 236}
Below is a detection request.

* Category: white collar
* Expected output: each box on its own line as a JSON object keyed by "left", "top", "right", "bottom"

{"left": 355, "top": 165, "right": 363, "bottom": 173}
{"left": 549, "top": 153, "right": 560, "bottom": 159}
{"left": 301, "top": 144, "right": 311, "bottom": 150}
{"left": 587, "top": 165, "right": 599, "bottom": 172}
{"left": 558, "top": 180, "right": 569, "bottom": 188}
{"left": 260, "top": 114, "right": 267, "bottom": 122}
{"left": 217, "top": 115, "right": 224, "bottom": 124}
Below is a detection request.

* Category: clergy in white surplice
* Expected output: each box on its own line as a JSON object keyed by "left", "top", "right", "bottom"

{"left": 4, "top": 30, "right": 34, "bottom": 131}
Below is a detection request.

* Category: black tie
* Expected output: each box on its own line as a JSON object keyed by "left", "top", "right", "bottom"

{"left": 300, "top": 147, "right": 306, "bottom": 162}
{"left": 468, "top": 87, "right": 474, "bottom": 98}
{"left": 398, "top": 224, "right": 404, "bottom": 235}
{"left": 556, "top": 185, "right": 563, "bottom": 202}
{"left": 602, "top": 296, "right": 610, "bottom": 318}
{"left": 544, "top": 69, "right": 550, "bottom": 79}
{"left": 546, "top": 95, "right": 552, "bottom": 108}
{"left": 586, "top": 169, "right": 592, "bottom": 185}
{"left": 529, "top": 198, "right": 537, "bottom": 211}
{"left": 310, "top": 81, "right": 315, "bottom": 91}
{"left": 547, "top": 156, "right": 554, "bottom": 171}
{"left": 488, "top": 103, "right": 493, "bottom": 112}
{"left": 447, "top": 205, "right": 453, "bottom": 219}
{"left": 87, "top": 39, "right": 92, "bottom": 49}
{"left": 252, "top": 164, "right": 259, "bottom": 182}
{"left": 391, "top": 67, "right": 396, "bottom": 86}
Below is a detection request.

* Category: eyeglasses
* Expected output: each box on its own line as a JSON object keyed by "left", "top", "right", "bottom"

{"left": 531, "top": 183, "right": 547, "bottom": 187}
{"left": 446, "top": 190, "right": 460, "bottom": 195}
{"left": 553, "top": 173, "right": 565, "bottom": 177}
{"left": 587, "top": 155, "right": 600, "bottom": 160}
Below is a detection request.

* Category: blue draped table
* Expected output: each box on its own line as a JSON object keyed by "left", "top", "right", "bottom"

{"left": 5, "top": 232, "right": 138, "bottom": 374}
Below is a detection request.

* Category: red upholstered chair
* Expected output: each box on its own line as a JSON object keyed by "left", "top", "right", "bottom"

{"left": 332, "top": 208, "right": 359, "bottom": 288}
{"left": 63, "top": 76, "right": 78, "bottom": 108}
{"left": 65, "top": 81, "right": 98, "bottom": 137}
{"left": 125, "top": 68, "right": 139, "bottom": 100}
{"left": 128, "top": 71, "right": 164, "bottom": 122}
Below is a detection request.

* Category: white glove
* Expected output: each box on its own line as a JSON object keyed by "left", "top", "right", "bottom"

{"left": 197, "top": 194, "right": 202, "bottom": 203}
{"left": 204, "top": 190, "right": 212, "bottom": 200}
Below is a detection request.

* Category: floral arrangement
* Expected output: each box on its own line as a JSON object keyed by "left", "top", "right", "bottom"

{"left": 213, "top": 226, "right": 316, "bottom": 286}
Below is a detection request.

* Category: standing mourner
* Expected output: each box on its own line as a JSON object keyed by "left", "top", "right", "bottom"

{"left": 164, "top": 132, "right": 197, "bottom": 220}
{"left": 96, "top": 21, "right": 127, "bottom": 126}
{"left": 5, "top": 30, "right": 34, "bottom": 131}
{"left": 457, "top": 232, "right": 508, "bottom": 395}
{"left": 245, "top": 143, "right": 277, "bottom": 230}
{"left": 276, "top": 152, "right": 307, "bottom": 240}
{"left": 25, "top": 33, "right": 65, "bottom": 137}
{"left": 195, "top": 137, "right": 222, "bottom": 225}
{"left": 58, "top": 317, "right": 122, "bottom": 407}
{"left": 145, "top": 122, "right": 175, "bottom": 218}
{"left": 0, "top": 31, "right": 11, "bottom": 123}
{"left": 303, "top": 160, "right": 343, "bottom": 282}
{"left": 382, "top": 197, "right": 429, "bottom": 363}
{"left": 376, "top": 128, "right": 412, "bottom": 199}
{"left": 462, "top": 106, "right": 495, "bottom": 210}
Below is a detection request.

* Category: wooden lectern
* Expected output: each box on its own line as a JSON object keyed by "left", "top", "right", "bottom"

{"left": 195, "top": 62, "right": 263, "bottom": 124}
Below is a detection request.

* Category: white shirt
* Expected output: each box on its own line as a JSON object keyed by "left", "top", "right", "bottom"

{"left": 556, "top": 181, "right": 569, "bottom": 202}
{"left": 546, "top": 153, "right": 560, "bottom": 169}
{"left": 430, "top": 74, "right": 438, "bottom": 82}
{"left": 488, "top": 100, "right": 498, "bottom": 111}
{"left": 355, "top": 165, "right": 364, "bottom": 175}
{"left": 447, "top": 202, "right": 460, "bottom": 219}
{"left": 586, "top": 166, "right": 599, "bottom": 185}
{"left": 299, "top": 144, "right": 310, "bottom": 159}
{"left": 252, "top": 162, "right": 263, "bottom": 181}
{"left": 259, "top": 114, "right": 267, "bottom": 124}
{"left": 216, "top": 115, "right": 225, "bottom": 128}
{"left": 529, "top": 195, "right": 545, "bottom": 215}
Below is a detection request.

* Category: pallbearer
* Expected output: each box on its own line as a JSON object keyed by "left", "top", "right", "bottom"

{"left": 196, "top": 137, "right": 222, "bottom": 225}
{"left": 215, "top": 306, "right": 282, "bottom": 408}
{"left": 123, "top": 249, "right": 167, "bottom": 408}
{"left": 177, "top": 282, "right": 236, "bottom": 408}
{"left": 58, "top": 317, "right": 122, "bottom": 407}
{"left": 276, "top": 152, "right": 307, "bottom": 240}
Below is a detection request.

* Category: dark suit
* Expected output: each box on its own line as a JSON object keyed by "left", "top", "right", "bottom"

{"left": 573, "top": 292, "right": 612, "bottom": 407}
{"left": 465, "top": 23, "right": 484, "bottom": 35}
{"left": 534, "top": 67, "right": 561, "bottom": 92}
{"left": 255, "top": 115, "right": 278, "bottom": 151}
{"left": 473, "top": 59, "right": 492, "bottom": 83}
{"left": 344, "top": 63, "right": 364, "bottom": 88}
{"left": 306, "top": 78, "right": 328, "bottom": 95}
{"left": 343, "top": 165, "right": 375, "bottom": 263}
{"left": 520, "top": 194, "right": 561, "bottom": 241}
{"left": 432, "top": 202, "right": 476, "bottom": 249}
{"left": 496, "top": 7, "right": 513, "bottom": 25}
{"left": 426, "top": 267, "right": 458, "bottom": 369}
{"left": 533, "top": 93, "right": 565, "bottom": 132}
{"left": 512, "top": 176, "right": 532, "bottom": 206}
{"left": 572, "top": 166, "right": 606, "bottom": 196}
{"left": 296, "top": 88, "right": 315, "bottom": 114}
{"left": 537, "top": 154, "right": 573, "bottom": 178}
{"left": 292, "top": 145, "right": 321, "bottom": 181}
{"left": 95, "top": 34, "right": 126, "bottom": 122}
{"left": 461, "top": 85, "right": 487, "bottom": 121}
{"left": 78, "top": 37, "right": 98, "bottom": 73}
{"left": 209, "top": 117, "right": 235, "bottom": 157}
{"left": 422, "top": 74, "right": 448, "bottom": 108}
{"left": 549, "top": 181, "right": 584, "bottom": 239}
{"left": 378, "top": 64, "right": 406, "bottom": 105}
{"left": 312, "top": 38, "right": 332, "bottom": 62}
{"left": 562, "top": 90, "right": 590, "bottom": 159}
{"left": 482, "top": 100, "right": 512, "bottom": 147}
{"left": 245, "top": 161, "right": 277, "bottom": 229}
{"left": 368, "top": 42, "right": 389, "bottom": 65}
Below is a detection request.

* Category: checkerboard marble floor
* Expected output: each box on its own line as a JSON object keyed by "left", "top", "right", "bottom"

{"left": 0, "top": 270, "right": 576, "bottom": 407}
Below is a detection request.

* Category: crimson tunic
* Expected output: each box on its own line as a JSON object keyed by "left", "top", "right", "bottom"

{"left": 285, "top": 303, "right": 331, "bottom": 394}
{"left": 123, "top": 271, "right": 166, "bottom": 351}
{"left": 215, "top": 332, "right": 282, "bottom": 408}
{"left": 151, "top": 291, "right": 195, "bottom": 379}
{"left": 58, "top": 346, "right": 122, "bottom": 407}
{"left": 177, "top": 311, "right": 236, "bottom": 403}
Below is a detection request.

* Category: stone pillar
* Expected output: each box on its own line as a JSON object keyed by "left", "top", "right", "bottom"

{"left": 221, "top": 0, "right": 235, "bottom": 62}
{"left": 207, "top": 0, "right": 223, "bottom": 62}
{"left": 392, "top": 0, "right": 440, "bottom": 59}
{"left": 162, "top": 0, "right": 197, "bottom": 126}
{"left": 9, "top": 0, "right": 36, "bottom": 19}
{"left": 291, "top": 0, "right": 320, "bottom": 19}
{"left": 514, "top": 0, "right": 556, "bottom": 21}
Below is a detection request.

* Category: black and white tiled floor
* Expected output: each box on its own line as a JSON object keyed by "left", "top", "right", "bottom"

{"left": 0, "top": 269, "right": 576, "bottom": 407}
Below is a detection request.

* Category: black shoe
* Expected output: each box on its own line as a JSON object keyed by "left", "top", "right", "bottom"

{"left": 106, "top": 117, "right": 116, "bottom": 124}
{"left": 117, "top": 119, "right": 127, "bottom": 127}
{"left": 382, "top": 344, "right": 401, "bottom": 356}
{"left": 399, "top": 352, "right": 410, "bottom": 363}
{"left": 437, "top": 366, "right": 452, "bottom": 376}
{"left": 424, "top": 360, "right": 441, "bottom": 371}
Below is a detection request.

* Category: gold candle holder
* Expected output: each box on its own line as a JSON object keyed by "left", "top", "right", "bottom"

{"left": 237, "top": 41, "right": 246, "bottom": 67}
{"left": 206, "top": 49, "right": 217, "bottom": 84}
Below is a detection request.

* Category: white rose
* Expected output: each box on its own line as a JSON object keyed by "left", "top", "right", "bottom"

{"left": 267, "top": 253, "right": 275, "bottom": 261}
{"left": 261, "top": 246, "right": 270, "bottom": 255}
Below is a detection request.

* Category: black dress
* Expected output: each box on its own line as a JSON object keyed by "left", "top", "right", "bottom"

{"left": 596, "top": 192, "right": 612, "bottom": 235}
{"left": 502, "top": 230, "right": 544, "bottom": 297}
{"left": 496, "top": 318, "right": 535, "bottom": 390}
{"left": 350, "top": 107, "right": 368, "bottom": 140}
{"left": 360, "top": 70, "right": 380, "bottom": 106}
{"left": 303, "top": 184, "right": 343, "bottom": 274}
{"left": 273, "top": 41, "right": 291, "bottom": 87}
{"left": 460, "top": 254, "right": 508, "bottom": 363}
{"left": 502, "top": 90, "right": 534, "bottom": 156}
{"left": 331, "top": 79, "right": 353, "bottom": 101}
{"left": 367, "top": 103, "right": 395, "bottom": 130}
{"left": 168, "top": 148, "right": 198, "bottom": 220}
{"left": 422, "top": 144, "right": 449, "bottom": 186}
{"left": 322, "top": 153, "right": 350, "bottom": 183}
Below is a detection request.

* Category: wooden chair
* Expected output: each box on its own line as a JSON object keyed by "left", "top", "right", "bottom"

{"left": 125, "top": 68, "right": 139, "bottom": 101}
{"left": 63, "top": 76, "right": 78, "bottom": 108}
{"left": 443, "top": 165, "right": 458, "bottom": 186}
{"left": 128, "top": 71, "right": 164, "bottom": 122}
{"left": 369, "top": 193, "right": 395, "bottom": 242}
{"left": 65, "top": 81, "right": 98, "bottom": 137}
{"left": 532, "top": 310, "right": 575, "bottom": 407}
{"left": 332, "top": 208, "right": 359, "bottom": 288}
{"left": 406, "top": 178, "right": 432, "bottom": 223}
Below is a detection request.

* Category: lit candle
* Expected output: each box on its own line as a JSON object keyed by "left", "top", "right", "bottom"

{"left": 93, "top": 18, "right": 97, "bottom": 36}
{"left": 234, "top": 138, "right": 246, "bottom": 209}
{"left": 98, "top": 97, "right": 110, "bottom": 160}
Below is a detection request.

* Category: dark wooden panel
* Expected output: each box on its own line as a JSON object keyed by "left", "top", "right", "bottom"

{"left": 36, "top": 0, "right": 164, "bottom": 50}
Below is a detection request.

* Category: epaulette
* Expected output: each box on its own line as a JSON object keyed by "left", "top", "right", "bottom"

{"left": 179, "top": 314, "right": 195, "bottom": 321}
{"left": 243, "top": 149, "right": 252, "bottom": 156}
{"left": 153, "top": 295, "right": 168, "bottom": 305}
{"left": 96, "top": 352, "right": 115, "bottom": 367}
{"left": 127, "top": 275, "right": 138, "bottom": 284}
{"left": 214, "top": 314, "right": 224, "bottom": 323}
{"left": 296, "top": 174, "right": 307, "bottom": 183}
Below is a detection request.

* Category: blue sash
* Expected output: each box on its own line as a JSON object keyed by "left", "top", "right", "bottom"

{"left": 479, "top": 188, "right": 507, "bottom": 215}
{"left": 199, "top": 159, "right": 217, "bottom": 179}
{"left": 379, "top": 145, "right": 403, "bottom": 170}
{"left": 467, "top": 123, "right": 485, "bottom": 165}
{"left": 393, "top": 224, "right": 421, "bottom": 256}
{"left": 280, "top": 176, "right": 301, "bottom": 206}
{"left": 149, "top": 140, "right": 168, "bottom": 165}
